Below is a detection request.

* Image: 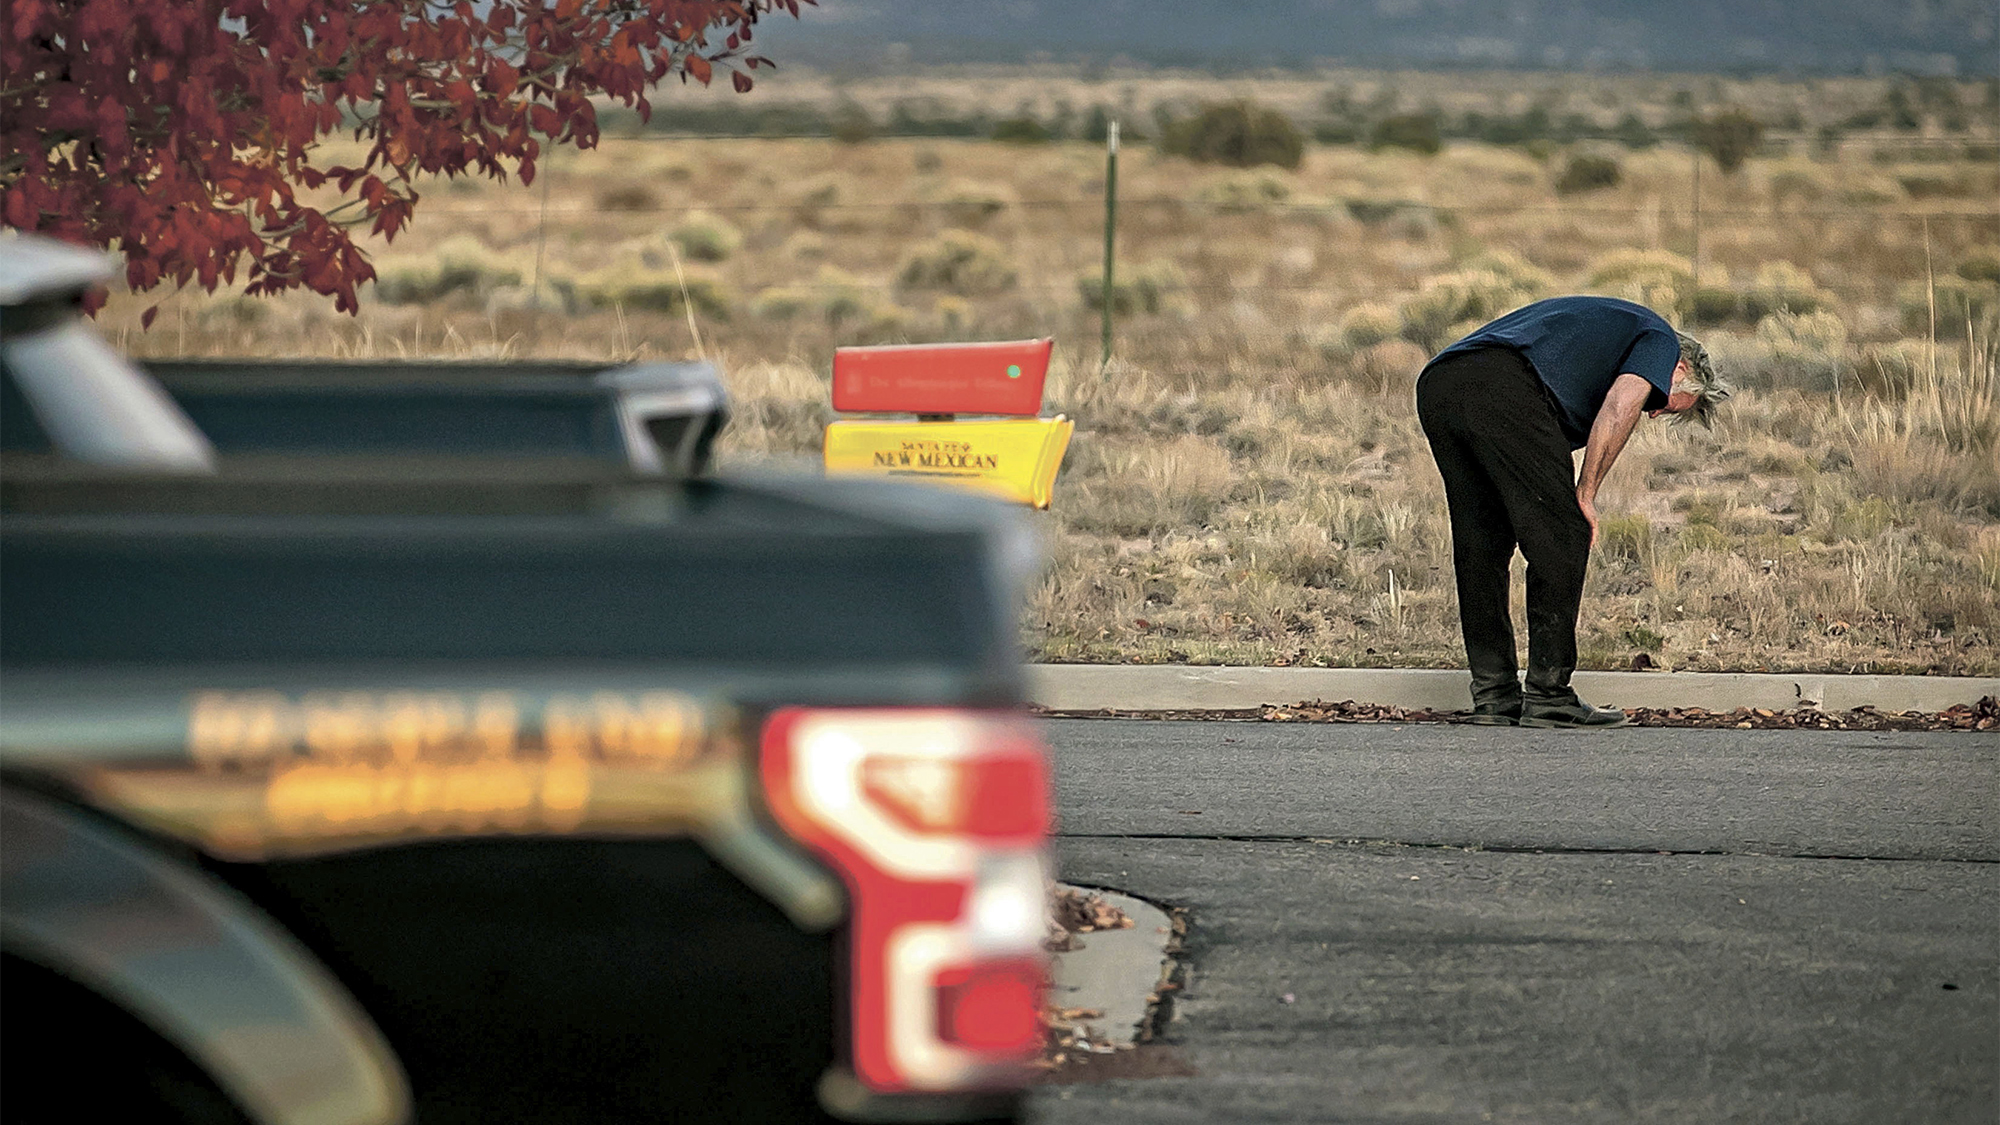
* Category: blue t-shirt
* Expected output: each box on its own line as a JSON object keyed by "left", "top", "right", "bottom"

{"left": 1427, "top": 296, "right": 1680, "bottom": 449}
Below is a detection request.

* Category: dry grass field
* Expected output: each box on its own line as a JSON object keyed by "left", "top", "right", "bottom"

{"left": 99, "top": 67, "right": 2000, "bottom": 676}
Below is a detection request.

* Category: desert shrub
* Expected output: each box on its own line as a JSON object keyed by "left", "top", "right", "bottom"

{"left": 1161, "top": 101, "right": 1305, "bottom": 169}
{"left": 1693, "top": 108, "right": 1763, "bottom": 174}
{"left": 1265, "top": 521, "right": 1353, "bottom": 589}
{"left": 1444, "top": 145, "right": 1542, "bottom": 184}
{"left": 666, "top": 210, "right": 743, "bottom": 262}
{"left": 1958, "top": 249, "right": 2000, "bottom": 285}
{"left": 748, "top": 286, "right": 813, "bottom": 321}
{"left": 1837, "top": 175, "right": 1905, "bottom": 206}
{"left": 1767, "top": 166, "right": 1827, "bottom": 205}
{"left": 1197, "top": 170, "right": 1293, "bottom": 213}
{"left": 991, "top": 116, "right": 1051, "bottom": 144}
{"left": 428, "top": 236, "right": 523, "bottom": 297}
{"left": 936, "top": 179, "right": 1015, "bottom": 226}
{"left": 1077, "top": 383, "right": 1238, "bottom": 440}
{"left": 1461, "top": 250, "right": 1557, "bottom": 295}
{"left": 1741, "top": 311, "right": 1851, "bottom": 392}
{"left": 580, "top": 266, "right": 734, "bottom": 320}
{"left": 1832, "top": 496, "right": 1897, "bottom": 541}
{"left": 898, "top": 230, "right": 1018, "bottom": 295}
{"left": 1856, "top": 339, "right": 1946, "bottom": 399}
{"left": 1586, "top": 248, "right": 1693, "bottom": 315}
{"left": 372, "top": 259, "right": 446, "bottom": 305}
{"left": 596, "top": 183, "right": 660, "bottom": 212}
{"left": 1068, "top": 435, "right": 1235, "bottom": 538}
{"left": 1740, "top": 261, "right": 1831, "bottom": 320}
{"left": 1677, "top": 522, "right": 1733, "bottom": 555}
{"left": 637, "top": 151, "right": 695, "bottom": 180}
{"left": 804, "top": 265, "right": 879, "bottom": 325}
{"left": 1554, "top": 152, "right": 1622, "bottom": 195}
{"left": 1368, "top": 113, "right": 1442, "bottom": 155}
{"left": 1397, "top": 267, "right": 1547, "bottom": 350}
{"left": 1313, "top": 118, "right": 1363, "bottom": 145}
{"left": 1691, "top": 285, "right": 1741, "bottom": 326}
{"left": 1896, "top": 171, "right": 1969, "bottom": 199}
{"left": 752, "top": 266, "right": 905, "bottom": 337}
{"left": 1080, "top": 105, "right": 1114, "bottom": 143}
{"left": 838, "top": 304, "right": 911, "bottom": 346}
{"left": 782, "top": 231, "right": 827, "bottom": 262}
{"left": 1613, "top": 112, "right": 1657, "bottom": 149}
{"left": 1979, "top": 529, "right": 2000, "bottom": 593}
{"left": 1328, "top": 302, "right": 1403, "bottom": 354}
{"left": 1597, "top": 513, "right": 1653, "bottom": 561}
{"left": 1671, "top": 490, "right": 1724, "bottom": 526}
{"left": 790, "top": 172, "right": 851, "bottom": 227}
{"left": 1842, "top": 355, "right": 2000, "bottom": 514}
{"left": 1622, "top": 625, "right": 1665, "bottom": 652}
{"left": 371, "top": 235, "right": 522, "bottom": 305}
{"left": 1077, "top": 260, "right": 1188, "bottom": 316}
{"left": 1897, "top": 276, "right": 2000, "bottom": 338}
{"left": 1342, "top": 339, "right": 1431, "bottom": 396}
{"left": 193, "top": 291, "right": 269, "bottom": 327}
{"left": 933, "top": 296, "right": 975, "bottom": 332}
{"left": 1343, "top": 198, "right": 1419, "bottom": 225}
{"left": 728, "top": 390, "right": 835, "bottom": 457}
{"left": 830, "top": 100, "right": 874, "bottom": 144}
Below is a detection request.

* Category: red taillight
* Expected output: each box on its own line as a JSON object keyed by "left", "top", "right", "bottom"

{"left": 860, "top": 753, "right": 1049, "bottom": 839}
{"left": 760, "top": 709, "right": 1053, "bottom": 1096}
{"left": 935, "top": 961, "right": 1045, "bottom": 1054}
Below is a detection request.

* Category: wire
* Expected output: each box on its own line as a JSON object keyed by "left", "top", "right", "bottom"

{"left": 408, "top": 196, "right": 2000, "bottom": 222}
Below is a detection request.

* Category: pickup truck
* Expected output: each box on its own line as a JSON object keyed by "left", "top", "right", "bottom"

{"left": 3, "top": 355, "right": 728, "bottom": 477}
{"left": 1, "top": 238, "right": 1051, "bottom": 1125}
{"left": 143, "top": 358, "right": 729, "bottom": 477}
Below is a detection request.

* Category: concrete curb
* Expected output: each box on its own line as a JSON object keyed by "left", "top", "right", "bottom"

{"left": 1026, "top": 665, "right": 2000, "bottom": 715}
{"left": 1048, "top": 888, "right": 1175, "bottom": 1048}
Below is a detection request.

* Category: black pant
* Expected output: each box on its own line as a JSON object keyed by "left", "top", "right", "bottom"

{"left": 1415, "top": 347, "right": 1590, "bottom": 708}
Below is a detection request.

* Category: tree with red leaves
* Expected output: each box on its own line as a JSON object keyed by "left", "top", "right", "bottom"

{"left": 1, "top": 0, "right": 806, "bottom": 321}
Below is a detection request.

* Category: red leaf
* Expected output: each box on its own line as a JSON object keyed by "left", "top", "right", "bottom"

{"left": 6, "top": 0, "right": 806, "bottom": 315}
{"left": 141, "top": 306, "right": 160, "bottom": 330}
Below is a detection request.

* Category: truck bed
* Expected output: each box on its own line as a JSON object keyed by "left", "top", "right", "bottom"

{"left": 1, "top": 463, "right": 1032, "bottom": 1125}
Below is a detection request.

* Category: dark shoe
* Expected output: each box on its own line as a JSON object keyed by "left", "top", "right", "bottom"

{"left": 1520, "top": 697, "right": 1630, "bottom": 728}
{"left": 1464, "top": 702, "right": 1521, "bottom": 726}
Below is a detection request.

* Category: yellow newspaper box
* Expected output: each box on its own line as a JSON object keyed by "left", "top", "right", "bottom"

{"left": 822, "top": 417, "right": 1074, "bottom": 509}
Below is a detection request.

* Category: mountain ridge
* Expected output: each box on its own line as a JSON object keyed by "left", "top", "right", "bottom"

{"left": 756, "top": 0, "right": 1998, "bottom": 77}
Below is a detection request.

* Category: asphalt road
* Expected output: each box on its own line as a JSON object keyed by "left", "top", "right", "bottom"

{"left": 1027, "top": 720, "right": 1999, "bottom": 1124}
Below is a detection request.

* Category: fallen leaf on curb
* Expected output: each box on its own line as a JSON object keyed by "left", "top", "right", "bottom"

{"left": 1262, "top": 698, "right": 1457, "bottom": 723}
{"left": 1052, "top": 886, "right": 1136, "bottom": 934}
{"left": 1030, "top": 695, "right": 2000, "bottom": 733}
{"left": 1625, "top": 695, "right": 1998, "bottom": 731}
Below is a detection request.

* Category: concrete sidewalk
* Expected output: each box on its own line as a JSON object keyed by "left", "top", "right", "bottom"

{"left": 1026, "top": 664, "right": 2000, "bottom": 715}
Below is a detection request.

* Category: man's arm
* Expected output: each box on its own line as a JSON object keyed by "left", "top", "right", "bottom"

{"left": 1574, "top": 372, "right": 1653, "bottom": 548}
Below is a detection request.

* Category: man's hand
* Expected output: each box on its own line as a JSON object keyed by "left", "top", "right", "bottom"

{"left": 1575, "top": 373, "right": 1651, "bottom": 550}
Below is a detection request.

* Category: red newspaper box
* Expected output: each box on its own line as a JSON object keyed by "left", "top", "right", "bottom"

{"left": 831, "top": 339, "right": 1053, "bottom": 416}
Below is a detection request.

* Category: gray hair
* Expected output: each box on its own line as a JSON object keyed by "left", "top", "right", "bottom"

{"left": 1672, "top": 332, "right": 1732, "bottom": 429}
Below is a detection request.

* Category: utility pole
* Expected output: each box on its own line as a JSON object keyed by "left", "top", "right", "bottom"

{"left": 1689, "top": 147, "right": 1702, "bottom": 323}
{"left": 1100, "top": 120, "right": 1119, "bottom": 370}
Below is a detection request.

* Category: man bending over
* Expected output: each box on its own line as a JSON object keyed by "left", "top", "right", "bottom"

{"left": 1415, "top": 295, "right": 1731, "bottom": 728}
